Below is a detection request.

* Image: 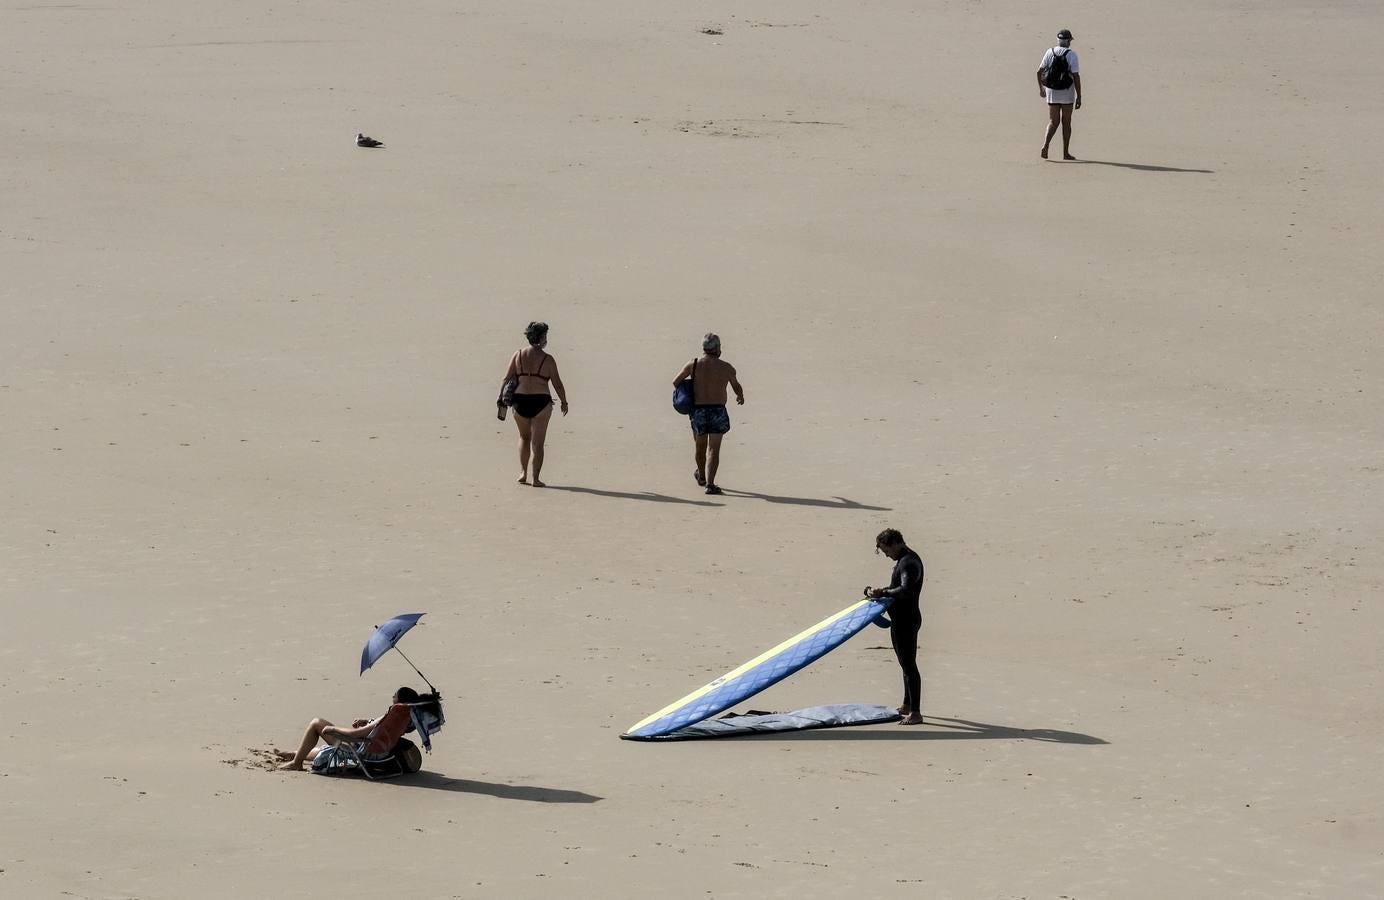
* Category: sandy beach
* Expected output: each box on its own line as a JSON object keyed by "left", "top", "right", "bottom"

{"left": 3, "top": 1, "right": 1382, "bottom": 896}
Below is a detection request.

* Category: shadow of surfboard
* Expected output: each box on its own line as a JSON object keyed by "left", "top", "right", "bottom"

{"left": 736, "top": 716, "right": 1107, "bottom": 744}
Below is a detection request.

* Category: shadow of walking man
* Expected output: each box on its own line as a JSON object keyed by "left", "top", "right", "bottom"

{"left": 719, "top": 489, "right": 891, "bottom": 510}
{"left": 1074, "top": 159, "right": 1214, "bottom": 173}
{"left": 546, "top": 485, "right": 723, "bottom": 507}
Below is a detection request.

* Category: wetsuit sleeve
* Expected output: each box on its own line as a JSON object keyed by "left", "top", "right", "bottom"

{"left": 878, "top": 558, "right": 922, "bottom": 599}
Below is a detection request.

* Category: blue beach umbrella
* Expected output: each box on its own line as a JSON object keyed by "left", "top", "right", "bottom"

{"left": 360, "top": 613, "right": 436, "bottom": 692}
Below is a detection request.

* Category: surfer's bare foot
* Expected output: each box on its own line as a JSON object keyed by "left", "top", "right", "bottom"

{"left": 896, "top": 705, "right": 911, "bottom": 716}
{"left": 900, "top": 713, "right": 925, "bottom": 726}
{"left": 694, "top": 470, "right": 706, "bottom": 487}
{"left": 1040, "top": 146, "right": 1049, "bottom": 159}
{"left": 517, "top": 474, "right": 528, "bottom": 485}
{"left": 277, "top": 761, "right": 304, "bottom": 771}
{"left": 532, "top": 478, "right": 546, "bottom": 488}
{"left": 705, "top": 484, "right": 723, "bottom": 495}
{"left": 1063, "top": 153, "right": 1077, "bottom": 161}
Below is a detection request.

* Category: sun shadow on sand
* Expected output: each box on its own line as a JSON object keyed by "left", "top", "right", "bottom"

{"left": 396, "top": 772, "right": 603, "bottom": 803}
{"left": 720, "top": 489, "right": 891, "bottom": 510}
{"left": 546, "top": 485, "right": 723, "bottom": 507}
{"left": 1073, "top": 159, "right": 1214, "bottom": 174}
{"left": 741, "top": 716, "right": 1107, "bottom": 744}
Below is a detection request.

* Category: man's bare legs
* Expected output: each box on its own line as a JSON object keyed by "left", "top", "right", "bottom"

{"left": 1041, "top": 104, "right": 1061, "bottom": 159}
{"left": 1041, "top": 104, "right": 1075, "bottom": 160}
{"left": 277, "top": 717, "right": 338, "bottom": 771}
{"left": 513, "top": 404, "right": 553, "bottom": 486}
{"left": 705, "top": 433, "right": 724, "bottom": 491}
{"left": 692, "top": 432, "right": 725, "bottom": 493}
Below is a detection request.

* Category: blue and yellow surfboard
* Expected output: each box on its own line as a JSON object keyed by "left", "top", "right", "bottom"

{"left": 621, "top": 597, "right": 894, "bottom": 740}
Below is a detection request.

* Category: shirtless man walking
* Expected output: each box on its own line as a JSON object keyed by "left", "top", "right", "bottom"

{"left": 671, "top": 333, "right": 744, "bottom": 495}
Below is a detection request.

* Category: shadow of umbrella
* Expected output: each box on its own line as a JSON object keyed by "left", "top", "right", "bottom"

{"left": 395, "top": 772, "right": 603, "bottom": 803}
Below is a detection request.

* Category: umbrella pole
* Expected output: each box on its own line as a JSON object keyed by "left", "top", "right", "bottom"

{"left": 391, "top": 646, "right": 437, "bottom": 694}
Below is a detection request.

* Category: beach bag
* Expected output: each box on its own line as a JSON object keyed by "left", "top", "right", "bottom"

{"left": 672, "top": 359, "right": 696, "bottom": 415}
{"left": 394, "top": 737, "right": 422, "bottom": 774}
{"left": 1042, "top": 48, "right": 1073, "bottom": 90}
{"left": 499, "top": 375, "right": 518, "bottom": 408}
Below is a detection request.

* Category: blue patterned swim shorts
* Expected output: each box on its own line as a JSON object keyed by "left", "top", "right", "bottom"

{"left": 690, "top": 404, "right": 731, "bottom": 436}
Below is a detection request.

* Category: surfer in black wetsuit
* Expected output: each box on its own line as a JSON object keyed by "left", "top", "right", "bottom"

{"left": 865, "top": 528, "right": 925, "bottom": 725}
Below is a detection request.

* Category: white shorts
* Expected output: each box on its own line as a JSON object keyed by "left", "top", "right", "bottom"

{"left": 1046, "top": 86, "right": 1076, "bottom": 105}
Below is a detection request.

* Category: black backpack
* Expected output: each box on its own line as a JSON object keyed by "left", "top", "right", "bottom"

{"left": 1042, "top": 48, "right": 1073, "bottom": 90}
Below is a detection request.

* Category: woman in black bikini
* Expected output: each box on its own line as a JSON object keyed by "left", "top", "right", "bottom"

{"left": 501, "top": 321, "right": 569, "bottom": 486}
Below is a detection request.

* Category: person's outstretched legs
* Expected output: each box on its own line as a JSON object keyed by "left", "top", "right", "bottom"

{"left": 528, "top": 404, "right": 554, "bottom": 487}
{"left": 515, "top": 415, "right": 533, "bottom": 483}
{"left": 705, "top": 434, "right": 724, "bottom": 492}
{"left": 1041, "top": 104, "right": 1061, "bottom": 158}
{"left": 278, "top": 717, "right": 334, "bottom": 770}
{"left": 1061, "top": 105, "right": 1075, "bottom": 160}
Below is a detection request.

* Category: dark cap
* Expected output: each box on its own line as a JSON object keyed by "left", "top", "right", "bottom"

{"left": 1056, "top": 28, "right": 1073, "bottom": 40}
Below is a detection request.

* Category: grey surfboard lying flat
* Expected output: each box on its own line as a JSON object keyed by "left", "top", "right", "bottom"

{"left": 627, "top": 703, "right": 901, "bottom": 741}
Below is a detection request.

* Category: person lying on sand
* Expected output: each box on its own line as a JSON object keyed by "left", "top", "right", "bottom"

{"left": 276, "top": 686, "right": 420, "bottom": 771}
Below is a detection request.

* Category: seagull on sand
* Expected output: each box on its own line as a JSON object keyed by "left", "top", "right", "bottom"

{"left": 356, "top": 133, "right": 384, "bottom": 148}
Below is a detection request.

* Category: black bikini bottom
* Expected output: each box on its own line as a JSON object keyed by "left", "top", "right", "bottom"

{"left": 512, "top": 393, "right": 552, "bottom": 419}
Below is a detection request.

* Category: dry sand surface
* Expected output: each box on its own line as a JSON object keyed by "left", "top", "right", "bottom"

{"left": 3, "top": 0, "right": 1383, "bottom": 897}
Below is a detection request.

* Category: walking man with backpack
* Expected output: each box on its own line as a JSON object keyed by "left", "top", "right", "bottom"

{"left": 1037, "top": 28, "right": 1082, "bottom": 160}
